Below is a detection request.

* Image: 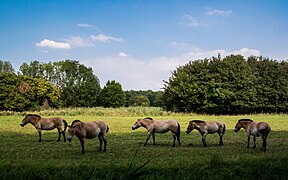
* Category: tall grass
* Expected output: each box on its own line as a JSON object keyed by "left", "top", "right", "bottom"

{"left": 0, "top": 107, "right": 177, "bottom": 117}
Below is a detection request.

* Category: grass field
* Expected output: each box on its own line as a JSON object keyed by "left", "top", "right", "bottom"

{"left": 0, "top": 108, "right": 288, "bottom": 179}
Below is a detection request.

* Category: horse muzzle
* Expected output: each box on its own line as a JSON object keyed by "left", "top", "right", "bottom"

{"left": 186, "top": 131, "right": 190, "bottom": 134}
{"left": 20, "top": 123, "right": 24, "bottom": 127}
{"left": 67, "top": 138, "right": 72, "bottom": 142}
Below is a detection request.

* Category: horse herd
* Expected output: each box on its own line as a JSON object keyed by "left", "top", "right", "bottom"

{"left": 20, "top": 114, "right": 271, "bottom": 154}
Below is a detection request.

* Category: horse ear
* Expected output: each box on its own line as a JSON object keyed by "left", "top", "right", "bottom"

{"left": 72, "top": 124, "right": 77, "bottom": 128}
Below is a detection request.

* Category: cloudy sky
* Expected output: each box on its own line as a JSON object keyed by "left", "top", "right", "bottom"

{"left": 1, "top": 0, "right": 288, "bottom": 90}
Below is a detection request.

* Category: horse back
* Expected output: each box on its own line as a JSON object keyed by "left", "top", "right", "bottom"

{"left": 39, "top": 117, "right": 65, "bottom": 130}
{"left": 206, "top": 121, "right": 225, "bottom": 134}
{"left": 153, "top": 119, "right": 178, "bottom": 133}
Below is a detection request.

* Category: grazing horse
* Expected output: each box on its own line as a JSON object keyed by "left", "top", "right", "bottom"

{"left": 20, "top": 114, "right": 67, "bottom": 142}
{"left": 186, "top": 120, "right": 226, "bottom": 147}
{"left": 67, "top": 120, "right": 109, "bottom": 154}
{"left": 131, "top": 117, "right": 181, "bottom": 147}
{"left": 234, "top": 119, "right": 271, "bottom": 152}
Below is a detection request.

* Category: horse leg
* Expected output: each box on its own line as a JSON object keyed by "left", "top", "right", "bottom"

{"left": 253, "top": 136, "right": 256, "bottom": 148}
{"left": 62, "top": 131, "right": 66, "bottom": 143}
{"left": 57, "top": 129, "right": 61, "bottom": 142}
{"left": 79, "top": 138, "right": 85, "bottom": 155}
{"left": 261, "top": 135, "right": 267, "bottom": 152}
{"left": 37, "top": 129, "right": 42, "bottom": 142}
{"left": 176, "top": 132, "right": 181, "bottom": 146}
{"left": 152, "top": 133, "right": 156, "bottom": 145}
{"left": 172, "top": 132, "right": 176, "bottom": 147}
{"left": 202, "top": 133, "right": 207, "bottom": 147}
{"left": 219, "top": 134, "right": 224, "bottom": 146}
{"left": 98, "top": 134, "right": 103, "bottom": 151}
{"left": 144, "top": 133, "right": 152, "bottom": 146}
{"left": 103, "top": 134, "right": 107, "bottom": 152}
{"left": 247, "top": 135, "right": 250, "bottom": 148}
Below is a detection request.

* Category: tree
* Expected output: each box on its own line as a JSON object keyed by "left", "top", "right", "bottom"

{"left": 129, "top": 95, "right": 150, "bottom": 106}
{"left": 0, "top": 72, "right": 60, "bottom": 111}
{"left": 162, "top": 55, "right": 288, "bottom": 114}
{"left": 19, "top": 60, "right": 102, "bottom": 107}
{"left": 98, "top": 80, "right": 126, "bottom": 108}
{"left": 0, "top": 60, "right": 14, "bottom": 73}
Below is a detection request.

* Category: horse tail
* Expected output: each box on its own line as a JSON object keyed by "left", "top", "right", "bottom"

{"left": 63, "top": 119, "right": 68, "bottom": 131}
{"left": 176, "top": 122, "right": 181, "bottom": 138}
{"left": 106, "top": 125, "right": 109, "bottom": 133}
{"left": 223, "top": 123, "right": 226, "bottom": 134}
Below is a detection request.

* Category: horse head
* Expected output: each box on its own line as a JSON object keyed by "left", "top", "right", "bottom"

{"left": 132, "top": 119, "right": 143, "bottom": 130}
{"left": 186, "top": 121, "right": 195, "bottom": 134}
{"left": 20, "top": 114, "right": 41, "bottom": 127}
{"left": 234, "top": 119, "right": 253, "bottom": 132}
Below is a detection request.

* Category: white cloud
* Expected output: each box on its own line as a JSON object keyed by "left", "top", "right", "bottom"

{"left": 81, "top": 48, "right": 261, "bottom": 91}
{"left": 66, "top": 36, "right": 93, "bottom": 47}
{"left": 36, "top": 39, "right": 71, "bottom": 49}
{"left": 90, "top": 34, "right": 124, "bottom": 43}
{"left": 183, "top": 14, "right": 199, "bottom": 27}
{"left": 206, "top": 9, "right": 232, "bottom": 15}
{"left": 119, "top": 52, "right": 130, "bottom": 57}
{"left": 77, "top": 23, "right": 94, "bottom": 28}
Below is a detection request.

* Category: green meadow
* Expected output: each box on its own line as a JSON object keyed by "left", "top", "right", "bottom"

{"left": 0, "top": 107, "right": 287, "bottom": 179}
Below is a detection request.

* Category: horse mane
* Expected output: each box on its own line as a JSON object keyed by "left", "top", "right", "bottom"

{"left": 238, "top": 119, "right": 253, "bottom": 122}
{"left": 144, "top": 117, "right": 153, "bottom": 120}
{"left": 191, "top": 120, "right": 205, "bottom": 123}
{"left": 26, "top": 114, "right": 41, "bottom": 118}
{"left": 71, "top": 120, "right": 81, "bottom": 126}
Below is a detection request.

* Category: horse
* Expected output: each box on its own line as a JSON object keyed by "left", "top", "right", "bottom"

{"left": 131, "top": 117, "right": 181, "bottom": 147}
{"left": 186, "top": 120, "right": 226, "bottom": 147}
{"left": 20, "top": 114, "right": 67, "bottom": 142}
{"left": 234, "top": 119, "right": 271, "bottom": 152}
{"left": 67, "top": 120, "right": 109, "bottom": 154}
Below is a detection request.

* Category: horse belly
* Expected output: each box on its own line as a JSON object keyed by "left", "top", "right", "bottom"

{"left": 251, "top": 128, "right": 260, "bottom": 136}
{"left": 40, "top": 124, "right": 55, "bottom": 130}
{"left": 85, "top": 128, "right": 100, "bottom": 139}
{"left": 155, "top": 124, "right": 170, "bottom": 133}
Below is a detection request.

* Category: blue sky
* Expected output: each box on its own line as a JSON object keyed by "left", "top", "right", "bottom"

{"left": 1, "top": 0, "right": 288, "bottom": 90}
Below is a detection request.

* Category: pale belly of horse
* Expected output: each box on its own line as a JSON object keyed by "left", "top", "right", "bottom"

{"left": 155, "top": 128, "right": 170, "bottom": 133}
{"left": 85, "top": 132, "right": 99, "bottom": 139}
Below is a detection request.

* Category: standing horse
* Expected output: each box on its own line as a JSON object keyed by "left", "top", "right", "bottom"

{"left": 234, "top": 119, "right": 271, "bottom": 152}
{"left": 20, "top": 114, "right": 67, "bottom": 142}
{"left": 131, "top": 117, "right": 181, "bottom": 147}
{"left": 186, "top": 120, "right": 226, "bottom": 147}
{"left": 67, "top": 120, "right": 109, "bottom": 154}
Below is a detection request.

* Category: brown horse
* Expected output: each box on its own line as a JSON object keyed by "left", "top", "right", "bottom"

{"left": 131, "top": 117, "right": 181, "bottom": 147}
{"left": 186, "top": 120, "right": 226, "bottom": 147}
{"left": 20, "top": 114, "right": 67, "bottom": 142}
{"left": 67, "top": 120, "right": 109, "bottom": 154}
{"left": 234, "top": 119, "right": 271, "bottom": 152}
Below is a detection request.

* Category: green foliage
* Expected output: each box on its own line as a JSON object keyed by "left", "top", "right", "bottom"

{"left": 163, "top": 55, "right": 288, "bottom": 114}
{"left": 0, "top": 72, "right": 60, "bottom": 111}
{"left": 19, "top": 60, "right": 102, "bottom": 107}
{"left": 0, "top": 60, "right": 14, "bottom": 73}
{"left": 98, "top": 80, "right": 126, "bottom": 108}
{"left": 125, "top": 90, "right": 164, "bottom": 107}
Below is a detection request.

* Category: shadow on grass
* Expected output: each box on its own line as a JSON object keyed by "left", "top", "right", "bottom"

{"left": 0, "top": 130, "right": 288, "bottom": 179}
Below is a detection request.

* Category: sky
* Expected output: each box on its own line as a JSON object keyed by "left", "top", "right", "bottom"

{"left": 1, "top": 0, "right": 288, "bottom": 91}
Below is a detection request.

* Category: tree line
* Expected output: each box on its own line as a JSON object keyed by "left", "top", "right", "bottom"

{"left": 0, "top": 60, "right": 163, "bottom": 111}
{"left": 162, "top": 55, "right": 288, "bottom": 114}
{"left": 2, "top": 55, "right": 288, "bottom": 114}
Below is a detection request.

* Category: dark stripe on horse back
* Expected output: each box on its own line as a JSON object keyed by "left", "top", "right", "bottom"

{"left": 144, "top": 117, "right": 153, "bottom": 120}
{"left": 26, "top": 114, "right": 41, "bottom": 118}
{"left": 238, "top": 119, "right": 253, "bottom": 122}
{"left": 191, "top": 120, "right": 205, "bottom": 123}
